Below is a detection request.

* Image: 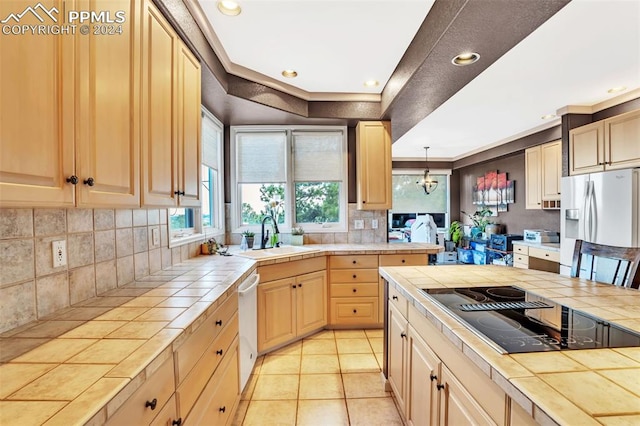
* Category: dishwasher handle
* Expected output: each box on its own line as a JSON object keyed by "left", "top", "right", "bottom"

{"left": 238, "top": 273, "right": 260, "bottom": 296}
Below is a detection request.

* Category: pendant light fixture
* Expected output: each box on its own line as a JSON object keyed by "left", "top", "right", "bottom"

{"left": 417, "top": 146, "right": 438, "bottom": 194}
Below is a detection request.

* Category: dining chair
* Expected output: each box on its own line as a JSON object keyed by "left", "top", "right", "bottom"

{"left": 571, "top": 240, "right": 640, "bottom": 289}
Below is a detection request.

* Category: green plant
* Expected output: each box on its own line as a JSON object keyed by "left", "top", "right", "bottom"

{"left": 449, "top": 221, "right": 462, "bottom": 246}
{"left": 291, "top": 226, "right": 305, "bottom": 236}
{"left": 461, "top": 208, "right": 493, "bottom": 232}
{"left": 205, "top": 237, "right": 218, "bottom": 255}
{"left": 242, "top": 230, "right": 255, "bottom": 237}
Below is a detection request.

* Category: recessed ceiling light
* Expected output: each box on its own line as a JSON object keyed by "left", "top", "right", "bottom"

{"left": 217, "top": 0, "right": 241, "bottom": 16}
{"left": 541, "top": 114, "right": 556, "bottom": 120}
{"left": 364, "top": 80, "right": 379, "bottom": 87}
{"left": 282, "top": 70, "right": 298, "bottom": 78}
{"left": 607, "top": 86, "right": 627, "bottom": 94}
{"left": 451, "top": 52, "right": 480, "bottom": 66}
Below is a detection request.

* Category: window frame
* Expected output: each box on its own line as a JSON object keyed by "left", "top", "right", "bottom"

{"left": 390, "top": 168, "right": 452, "bottom": 227}
{"left": 201, "top": 107, "right": 225, "bottom": 237}
{"left": 230, "top": 125, "right": 348, "bottom": 234}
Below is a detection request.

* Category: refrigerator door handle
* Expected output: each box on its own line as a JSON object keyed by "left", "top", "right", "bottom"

{"left": 583, "top": 182, "right": 591, "bottom": 241}
{"left": 589, "top": 182, "right": 597, "bottom": 242}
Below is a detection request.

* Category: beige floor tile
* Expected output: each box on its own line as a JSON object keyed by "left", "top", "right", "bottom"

{"left": 336, "top": 338, "right": 373, "bottom": 354}
{"left": 374, "top": 352, "right": 384, "bottom": 369}
{"left": 250, "top": 356, "right": 264, "bottom": 375}
{"left": 368, "top": 337, "right": 383, "bottom": 353}
{"left": 297, "top": 399, "right": 349, "bottom": 425}
{"left": 241, "top": 374, "right": 258, "bottom": 401}
{"left": 346, "top": 397, "right": 404, "bottom": 426}
{"left": 302, "top": 339, "right": 337, "bottom": 355}
{"left": 231, "top": 399, "right": 249, "bottom": 426}
{"left": 269, "top": 340, "right": 302, "bottom": 356}
{"left": 333, "top": 329, "right": 367, "bottom": 339}
{"left": 301, "top": 354, "right": 340, "bottom": 374}
{"left": 0, "top": 363, "right": 57, "bottom": 399}
{"left": 105, "top": 321, "right": 168, "bottom": 339}
{"left": 11, "top": 338, "right": 97, "bottom": 363}
{"left": 298, "top": 374, "right": 344, "bottom": 399}
{"left": 305, "top": 329, "right": 335, "bottom": 340}
{"left": 0, "top": 401, "right": 67, "bottom": 425}
{"left": 66, "top": 339, "right": 144, "bottom": 364}
{"left": 243, "top": 400, "right": 297, "bottom": 425}
{"left": 60, "top": 321, "right": 127, "bottom": 338}
{"left": 339, "top": 353, "right": 380, "bottom": 373}
{"left": 342, "top": 372, "right": 389, "bottom": 398}
{"left": 365, "top": 329, "right": 383, "bottom": 338}
{"left": 260, "top": 354, "right": 301, "bottom": 375}
{"left": 252, "top": 374, "right": 299, "bottom": 400}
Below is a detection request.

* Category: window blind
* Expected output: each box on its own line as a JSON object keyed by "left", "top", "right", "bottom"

{"left": 292, "top": 131, "right": 343, "bottom": 181}
{"left": 202, "top": 112, "right": 220, "bottom": 170}
{"left": 236, "top": 132, "right": 287, "bottom": 183}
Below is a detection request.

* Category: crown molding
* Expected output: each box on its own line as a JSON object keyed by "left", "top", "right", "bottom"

{"left": 556, "top": 87, "right": 640, "bottom": 116}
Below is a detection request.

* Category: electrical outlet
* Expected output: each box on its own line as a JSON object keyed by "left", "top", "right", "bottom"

{"left": 152, "top": 228, "right": 160, "bottom": 246}
{"left": 354, "top": 219, "right": 364, "bottom": 230}
{"left": 371, "top": 219, "right": 378, "bottom": 229}
{"left": 52, "top": 240, "right": 67, "bottom": 268}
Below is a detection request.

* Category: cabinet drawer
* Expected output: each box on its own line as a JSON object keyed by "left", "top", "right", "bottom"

{"left": 187, "top": 338, "right": 240, "bottom": 426}
{"left": 330, "top": 269, "right": 379, "bottom": 283}
{"left": 174, "top": 292, "right": 238, "bottom": 384}
{"left": 388, "top": 285, "right": 408, "bottom": 318}
{"left": 513, "top": 244, "right": 528, "bottom": 255}
{"left": 177, "top": 312, "right": 238, "bottom": 417}
{"left": 331, "top": 282, "right": 378, "bottom": 297}
{"left": 106, "top": 356, "right": 175, "bottom": 426}
{"left": 379, "top": 253, "right": 427, "bottom": 266}
{"left": 330, "top": 255, "right": 378, "bottom": 269}
{"left": 528, "top": 247, "right": 560, "bottom": 262}
{"left": 330, "top": 297, "right": 378, "bottom": 324}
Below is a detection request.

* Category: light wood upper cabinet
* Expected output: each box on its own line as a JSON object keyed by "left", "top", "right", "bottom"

{"left": 570, "top": 109, "right": 640, "bottom": 175}
{"left": 141, "top": 0, "right": 201, "bottom": 207}
{"left": 525, "top": 140, "right": 561, "bottom": 210}
{"left": 356, "top": 121, "right": 392, "bottom": 210}
{"left": 0, "top": 0, "right": 74, "bottom": 206}
{"left": 75, "top": 0, "right": 140, "bottom": 207}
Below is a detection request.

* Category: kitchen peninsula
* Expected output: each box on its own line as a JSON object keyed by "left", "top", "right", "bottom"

{"left": 380, "top": 264, "right": 640, "bottom": 425}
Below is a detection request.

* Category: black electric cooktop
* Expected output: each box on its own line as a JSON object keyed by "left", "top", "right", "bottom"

{"left": 421, "top": 286, "right": 640, "bottom": 354}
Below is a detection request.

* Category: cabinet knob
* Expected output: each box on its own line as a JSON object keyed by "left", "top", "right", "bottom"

{"left": 400, "top": 332, "right": 407, "bottom": 339}
{"left": 352, "top": 260, "right": 357, "bottom": 264}
{"left": 353, "top": 309, "right": 357, "bottom": 314}
{"left": 392, "top": 295, "right": 398, "bottom": 301}
{"left": 219, "top": 406, "right": 226, "bottom": 413}
{"left": 145, "top": 398, "right": 157, "bottom": 410}
{"left": 352, "top": 274, "right": 357, "bottom": 279}
{"left": 66, "top": 175, "right": 78, "bottom": 185}
{"left": 293, "top": 285, "right": 297, "bottom": 289}
{"left": 174, "top": 190, "right": 185, "bottom": 196}
{"left": 353, "top": 288, "right": 357, "bottom": 293}
{"left": 401, "top": 259, "right": 406, "bottom": 263}
{"left": 362, "top": 200, "right": 366, "bottom": 204}
{"left": 298, "top": 284, "right": 303, "bottom": 288}
{"left": 437, "top": 384, "right": 445, "bottom": 391}
{"left": 172, "top": 418, "right": 182, "bottom": 426}
{"left": 430, "top": 374, "right": 438, "bottom": 382}
{"left": 216, "top": 349, "right": 223, "bottom": 356}
{"left": 215, "top": 320, "right": 222, "bottom": 326}
{"left": 83, "top": 177, "right": 95, "bottom": 186}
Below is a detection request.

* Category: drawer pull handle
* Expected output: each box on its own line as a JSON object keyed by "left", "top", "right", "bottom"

{"left": 172, "top": 418, "right": 182, "bottom": 426}
{"left": 353, "top": 309, "right": 357, "bottom": 313}
{"left": 293, "top": 285, "right": 297, "bottom": 289}
{"left": 353, "top": 288, "right": 357, "bottom": 293}
{"left": 219, "top": 406, "right": 226, "bottom": 413}
{"left": 437, "top": 384, "right": 445, "bottom": 391}
{"left": 402, "top": 259, "right": 406, "bottom": 263}
{"left": 216, "top": 349, "right": 223, "bottom": 356}
{"left": 352, "top": 260, "right": 357, "bottom": 264}
{"left": 215, "top": 320, "right": 222, "bottom": 326}
{"left": 299, "top": 284, "right": 303, "bottom": 288}
{"left": 392, "top": 295, "right": 398, "bottom": 301}
{"left": 430, "top": 374, "right": 437, "bottom": 382}
{"left": 400, "top": 332, "right": 407, "bottom": 339}
{"left": 83, "top": 177, "right": 95, "bottom": 186}
{"left": 66, "top": 175, "right": 78, "bottom": 185}
{"left": 145, "top": 398, "right": 157, "bottom": 410}
{"left": 545, "top": 253, "right": 549, "bottom": 257}
{"left": 352, "top": 274, "right": 357, "bottom": 279}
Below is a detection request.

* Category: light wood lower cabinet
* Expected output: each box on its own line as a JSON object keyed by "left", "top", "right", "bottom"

{"left": 387, "top": 303, "right": 408, "bottom": 413}
{"left": 258, "top": 269, "right": 327, "bottom": 353}
{"left": 329, "top": 255, "right": 380, "bottom": 326}
{"left": 407, "top": 326, "right": 440, "bottom": 426}
{"left": 512, "top": 243, "right": 559, "bottom": 273}
{"left": 440, "top": 364, "right": 496, "bottom": 425}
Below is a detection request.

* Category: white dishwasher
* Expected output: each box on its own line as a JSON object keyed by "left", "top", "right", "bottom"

{"left": 237, "top": 272, "right": 259, "bottom": 391}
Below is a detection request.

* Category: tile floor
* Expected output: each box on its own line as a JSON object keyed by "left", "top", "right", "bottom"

{"left": 232, "top": 329, "right": 404, "bottom": 426}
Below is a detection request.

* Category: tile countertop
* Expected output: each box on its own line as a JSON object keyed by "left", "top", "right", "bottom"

{"left": 512, "top": 240, "right": 561, "bottom": 252}
{"left": 379, "top": 265, "right": 640, "bottom": 426}
{"left": 0, "top": 243, "right": 441, "bottom": 426}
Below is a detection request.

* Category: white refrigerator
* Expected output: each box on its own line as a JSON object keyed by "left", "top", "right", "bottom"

{"left": 559, "top": 168, "right": 640, "bottom": 276}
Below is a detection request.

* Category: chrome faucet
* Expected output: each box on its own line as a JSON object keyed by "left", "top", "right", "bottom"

{"left": 260, "top": 215, "right": 280, "bottom": 249}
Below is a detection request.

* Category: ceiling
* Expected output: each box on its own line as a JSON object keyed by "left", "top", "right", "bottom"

{"left": 193, "top": 0, "right": 640, "bottom": 161}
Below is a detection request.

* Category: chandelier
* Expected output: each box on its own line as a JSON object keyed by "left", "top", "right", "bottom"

{"left": 417, "top": 146, "right": 438, "bottom": 194}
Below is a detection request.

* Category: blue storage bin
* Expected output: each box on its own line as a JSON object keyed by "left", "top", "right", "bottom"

{"left": 457, "top": 248, "right": 473, "bottom": 264}
{"left": 472, "top": 250, "right": 486, "bottom": 265}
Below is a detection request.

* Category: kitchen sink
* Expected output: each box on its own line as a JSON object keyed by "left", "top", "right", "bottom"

{"left": 235, "top": 245, "right": 321, "bottom": 260}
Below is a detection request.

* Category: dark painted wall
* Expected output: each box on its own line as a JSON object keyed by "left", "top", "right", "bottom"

{"left": 456, "top": 152, "right": 560, "bottom": 234}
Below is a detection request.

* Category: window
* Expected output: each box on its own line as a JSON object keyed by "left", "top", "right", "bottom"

{"left": 231, "top": 126, "right": 348, "bottom": 233}
{"left": 389, "top": 170, "right": 450, "bottom": 230}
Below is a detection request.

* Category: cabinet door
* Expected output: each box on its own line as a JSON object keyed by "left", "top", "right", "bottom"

{"left": 257, "top": 278, "right": 296, "bottom": 352}
{"left": 388, "top": 303, "right": 408, "bottom": 414}
{"left": 439, "top": 365, "right": 495, "bottom": 426}
{"left": 356, "top": 121, "right": 392, "bottom": 210}
{"left": 541, "top": 140, "right": 561, "bottom": 201}
{"left": 176, "top": 42, "right": 202, "bottom": 207}
{"left": 141, "top": 0, "right": 178, "bottom": 207}
{"left": 569, "top": 121, "right": 605, "bottom": 175}
{"left": 524, "top": 146, "right": 541, "bottom": 209}
{"left": 604, "top": 109, "right": 640, "bottom": 171}
{"left": 0, "top": 0, "right": 75, "bottom": 207}
{"left": 296, "top": 271, "right": 327, "bottom": 335}
{"left": 407, "top": 326, "right": 440, "bottom": 426}
{"left": 76, "top": 0, "right": 140, "bottom": 207}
